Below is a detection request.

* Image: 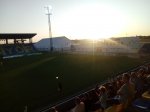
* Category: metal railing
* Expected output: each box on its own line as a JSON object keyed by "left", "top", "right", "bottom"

{"left": 33, "top": 61, "right": 150, "bottom": 112}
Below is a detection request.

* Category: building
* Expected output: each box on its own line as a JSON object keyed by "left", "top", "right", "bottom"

{"left": 34, "top": 36, "right": 71, "bottom": 51}
{"left": 71, "top": 39, "right": 96, "bottom": 54}
{"left": 35, "top": 35, "right": 150, "bottom": 55}
{"left": 99, "top": 36, "right": 142, "bottom": 54}
{"left": 71, "top": 36, "right": 148, "bottom": 56}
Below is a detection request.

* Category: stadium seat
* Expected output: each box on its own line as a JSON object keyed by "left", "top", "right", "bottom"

{"left": 3, "top": 45, "right": 13, "bottom": 55}
{"left": 15, "top": 45, "right": 24, "bottom": 54}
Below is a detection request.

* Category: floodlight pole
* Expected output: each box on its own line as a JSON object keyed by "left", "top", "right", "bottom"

{"left": 45, "top": 6, "right": 53, "bottom": 52}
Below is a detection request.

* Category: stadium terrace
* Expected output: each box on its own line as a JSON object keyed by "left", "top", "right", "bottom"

{"left": 0, "top": 33, "right": 38, "bottom": 58}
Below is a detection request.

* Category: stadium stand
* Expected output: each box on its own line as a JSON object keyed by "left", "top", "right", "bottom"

{"left": 0, "top": 33, "right": 38, "bottom": 58}
{"left": 39, "top": 63, "right": 150, "bottom": 112}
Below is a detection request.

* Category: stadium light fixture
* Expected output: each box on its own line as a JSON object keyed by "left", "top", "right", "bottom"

{"left": 44, "top": 5, "right": 53, "bottom": 52}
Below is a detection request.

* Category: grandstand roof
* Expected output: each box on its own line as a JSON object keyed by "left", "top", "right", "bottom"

{"left": 0, "top": 33, "right": 36, "bottom": 39}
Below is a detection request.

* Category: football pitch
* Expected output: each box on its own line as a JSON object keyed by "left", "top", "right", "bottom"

{"left": 0, "top": 53, "right": 147, "bottom": 112}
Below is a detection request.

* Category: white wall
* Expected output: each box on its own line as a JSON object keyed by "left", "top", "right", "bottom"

{"left": 34, "top": 36, "right": 71, "bottom": 51}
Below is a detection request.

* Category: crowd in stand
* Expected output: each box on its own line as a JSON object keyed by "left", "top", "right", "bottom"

{"left": 48, "top": 63, "right": 150, "bottom": 112}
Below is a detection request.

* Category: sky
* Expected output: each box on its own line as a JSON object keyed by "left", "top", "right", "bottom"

{"left": 1, "top": 0, "right": 150, "bottom": 42}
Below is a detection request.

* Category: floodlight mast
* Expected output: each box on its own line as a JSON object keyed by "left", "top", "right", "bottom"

{"left": 45, "top": 6, "right": 53, "bottom": 52}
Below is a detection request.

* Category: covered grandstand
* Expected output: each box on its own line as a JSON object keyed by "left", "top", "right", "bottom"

{"left": 0, "top": 33, "right": 38, "bottom": 58}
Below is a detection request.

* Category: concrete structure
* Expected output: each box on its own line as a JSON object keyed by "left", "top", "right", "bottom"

{"left": 34, "top": 36, "right": 71, "bottom": 51}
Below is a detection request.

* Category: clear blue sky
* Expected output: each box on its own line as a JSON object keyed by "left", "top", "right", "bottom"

{"left": 1, "top": 0, "right": 150, "bottom": 41}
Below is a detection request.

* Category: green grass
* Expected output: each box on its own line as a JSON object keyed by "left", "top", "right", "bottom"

{"left": 0, "top": 53, "right": 146, "bottom": 112}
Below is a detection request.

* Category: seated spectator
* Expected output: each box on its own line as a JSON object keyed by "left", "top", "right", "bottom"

{"left": 116, "top": 76, "right": 123, "bottom": 90}
{"left": 95, "top": 84, "right": 100, "bottom": 91}
{"left": 130, "top": 72, "right": 136, "bottom": 84}
{"left": 117, "top": 73, "right": 135, "bottom": 111}
{"left": 98, "top": 86, "right": 108, "bottom": 111}
{"left": 71, "top": 97, "right": 85, "bottom": 112}
{"left": 82, "top": 92, "right": 93, "bottom": 112}
{"left": 49, "top": 107, "right": 58, "bottom": 112}
{"left": 107, "top": 84, "right": 116, "bottom": 98}
{"left": 135, "top": 70, "right": 145, "bottom": 96}
{"left": 89, "top": 90, "right": 102, "bottom": 111}
{"left": 91, "top": 89, "right": 100, "bottom": 103}
{"left": 106, "top": 84, "right": 121, "bottom": 106}
{"left": 143, "top": 65, "right": 149, "bottom": 75}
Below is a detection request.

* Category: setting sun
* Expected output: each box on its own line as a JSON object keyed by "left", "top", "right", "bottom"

{"left": 54, "top": 3, "right": 129, "bottom": 40}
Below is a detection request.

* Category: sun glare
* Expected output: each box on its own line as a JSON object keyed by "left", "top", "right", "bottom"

{"left": 54, "top": 3, "right": 129, "bottom": 40}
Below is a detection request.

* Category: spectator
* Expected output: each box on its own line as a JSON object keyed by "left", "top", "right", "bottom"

{"left": 135, "top": 70, "right": 145, "bottom": 96}
{"left": 116, "top": 76, "right": 123, "bottom": 90}
{"left": 82, "top": 92, "right": 93, "bottom": 112}
{"left": 117, "top": 73, "right": 135, "bottom": 111}
{"left": 130, "top": 72, "right": 137, "bottom": 88}
{"left": 24, "top": 106, "right": 27, "bottom": 112}
{"left": 89, "top": 90, "right": 101, "bottom": 111}
{"left": 49, "top": 107, "right": 58, "bottom": 112}
{"left": 98, "top": 86, "right": 108, "bottom": 111}
{"left": 71, "top": 97, "right": 85, "bottom": 112}
{"left": 107, "top": 84, "right": 116, "bottom": 98}
{"left": 91, "top": 89, "right": 99, "bottom": 103}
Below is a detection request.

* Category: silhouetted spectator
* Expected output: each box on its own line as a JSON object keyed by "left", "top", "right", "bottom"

{"left": 71, "top": 97, "right": 85, "bottom": 112}
{"left": 83, "top": 92, "right": 92, "bottom": 112}
{"left": 107, "top": 84, "right": 116, "bottom": 98}
{"left": 98, "top": 86, "right": 108, "bottom": 111}
{"left": 49, "top": 107, "right": 58, "bottom": 112}
{"left": 135, "top": 70, "right": 145, "bottom": 96}
{"left": 117, "top": 73, "right": 135, "bottom": 111}
{"left": 89, "top": 90, "right": 102, "bottom": 111}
